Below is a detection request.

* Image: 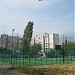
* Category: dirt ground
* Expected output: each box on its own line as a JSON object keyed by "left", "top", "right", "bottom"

{"left": 0, "top": 62, "right": 27, "bottom": 75}
{"left": 0, "top": 62, "right": 75, "bottom": 75}
{"left": 12, "top": 62, "right": 75, "bottom": 75}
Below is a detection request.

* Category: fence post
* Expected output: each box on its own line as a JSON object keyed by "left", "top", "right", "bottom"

{"left": 63, "top": 49, "right": 64, "bottom": 63}
{"left": 63, "top": 35, "right": 64, "bottom": 63}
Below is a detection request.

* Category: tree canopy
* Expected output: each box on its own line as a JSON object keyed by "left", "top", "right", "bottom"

{"left": 62, "top": 41, "right": 75, "bottom": 50}
{"left": 23, "top": 21, "right": 34, "bottom": 54}
{"left": 31, "top": 44, "right": 42, "bottom": 51}
{"left": 30, "top": 44, "right": 42, "bottom": 54}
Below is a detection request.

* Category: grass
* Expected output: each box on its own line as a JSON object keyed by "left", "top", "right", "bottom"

{"left": 0, "top": 58, "right": 75, "bottom": 75}
{"left": 11, "top": 62, "right": 75, "bottom": 75}
{"left": 0, "top": 58, "right": 75, "bottom": 66}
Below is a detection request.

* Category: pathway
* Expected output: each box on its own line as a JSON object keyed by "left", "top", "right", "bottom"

{"left": 0, "top": 63, "right": 28, "bottom": 75}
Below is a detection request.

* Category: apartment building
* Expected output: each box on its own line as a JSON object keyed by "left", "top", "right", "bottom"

{"left": 0, "top": 34, "right": 8, "bottom": 49}
{"left": 0, "top": 37, "right": 2, "bottom": 48}
{"left": 34, "top": 34, "right": 44, "bottom": 51}
{"left": 49, "top": 33, "right": 59, "bottom": 49}
{"left": 0, "top": 33, "right": 59, "bottom": 51}
{"left": 0, "top": 34, "right": 23, "bottom": 50}
{"left": 31, "top": 33, "right": 59, "bottom": 52}
{"left": 18, "top": 37, "right": 23, "bottom": 49}
{"left": 30, "top": 37, "right": 35, "bottom": 46}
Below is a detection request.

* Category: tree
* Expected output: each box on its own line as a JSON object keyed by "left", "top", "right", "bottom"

{"left": 29, "top": 44, "right": 42, "bottom": 58}
{"left": 65, "top": 39, "right": 67, "bottom": 44}
{"left": 23, "top": 21, "right": 34, "bottom": 55}
{"left": 31, "top": 44, "right": 42, "bottom": 52}
{"left": 62, "top": 42, "right": 75, "bottom": 50}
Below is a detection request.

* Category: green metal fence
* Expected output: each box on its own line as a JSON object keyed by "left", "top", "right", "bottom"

{"left": 0, "top": 50, "right": 75, "bottom": 66}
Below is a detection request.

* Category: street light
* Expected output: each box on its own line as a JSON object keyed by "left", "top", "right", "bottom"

{"left": 17, "top": 33, "right": 19, "bottom": 50}
{"left": 11, "top": 28, "right": 15, "bottom": 64}
{"left": 12, "top": 28, "right": 15, "bottom": 51}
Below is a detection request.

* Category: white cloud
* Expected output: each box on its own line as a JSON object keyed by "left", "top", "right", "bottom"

{"left": 0, "top": 0, "right": 74, "bottom": 40}
{"left": 1, "top": 0, "right": 60, "bottom": 9}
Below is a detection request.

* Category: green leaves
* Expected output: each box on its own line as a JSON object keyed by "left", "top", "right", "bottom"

{"left": 62, "top": 42, "right": 75, "bottom": 50}
{"left": 23, "top": 21, "right": 34, "bottom": 53}
{"left": 31, "top": 44, "right": 42, "bottom": 51}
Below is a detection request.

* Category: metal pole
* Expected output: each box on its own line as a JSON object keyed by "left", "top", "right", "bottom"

{"left": 11, "top": 28, "right": 15, "bottom": 64}
{"left": 16, "top": 33, "right": 19, "bottom": 65}
{"left": 63, "top": 35, "right": 64, "bottom": 63}
{"left": 62, "top": 36, "right": 68, "bottom": 63}
{"left": 11, "top": 31, "right": 13, "bottom": 64}
{"left": 22, "top": 36, "right": 24, "bottom": 66}
{"left": 69, "top": 36, "right": 72, "bottom": 62}
{"left": 46, "top": 43, "right": 47, "bottom": 65}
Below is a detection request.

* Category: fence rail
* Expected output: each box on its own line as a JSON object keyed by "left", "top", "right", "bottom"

{"left": 0, "top": 50, "right": 75, "bottom": 66}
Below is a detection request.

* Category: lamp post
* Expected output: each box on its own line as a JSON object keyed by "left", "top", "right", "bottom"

{"left": 12, "top": 28, "right": 15, "bottom": 51}
{"left": 11, "top": 28, "right": 15, "bottom": 64}
{"left": 17, "top": 33, "right": 19, "bottom": 50}
{"left": 62, "top": 35, "right": 64, "bottom": 63}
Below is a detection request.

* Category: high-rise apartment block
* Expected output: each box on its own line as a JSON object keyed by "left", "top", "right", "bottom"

{"left": 31, "top": 33, "right": 59, "bottom": 52}
{"left": 0, "top": 34, "right": 23, "bottom": 50}
{"left": 0, "top": 33, "right": 59, "bottom": 52}
{"left": 49, "top": 33, "right": 59, "bottom": 49}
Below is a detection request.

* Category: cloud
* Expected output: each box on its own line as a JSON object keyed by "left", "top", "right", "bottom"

{"left": 0, "top": 0, "right": 74, "bottom": 41}
{"left": 0, "top": 0, "right": 60, "bottom": 9}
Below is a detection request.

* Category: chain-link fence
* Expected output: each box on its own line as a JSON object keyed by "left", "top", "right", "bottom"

{"left": 0, "top": 49, "right": 75, "bottom": 66}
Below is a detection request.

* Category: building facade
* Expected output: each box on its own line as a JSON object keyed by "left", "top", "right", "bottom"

{"left": 31, "top": 33, "right": 59, "bottom": 52}
{"left": 0, "top": 34, "right": 23, "bottom": 50}
{"left": 0, "top": 37, "right": 2, "bottom": 48}
{"left": 0, "top": 33, "right": 59, "bottom": 51}
{"left": 49, "top": 33, "right": 59, "bottom": 50}
{"left": 0, "top": 34, "right": 8, "bottom": 49}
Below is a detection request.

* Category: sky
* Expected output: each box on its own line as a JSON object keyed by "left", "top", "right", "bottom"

{"left": 0, "top": 0, "right": 74, "bottom": 43}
